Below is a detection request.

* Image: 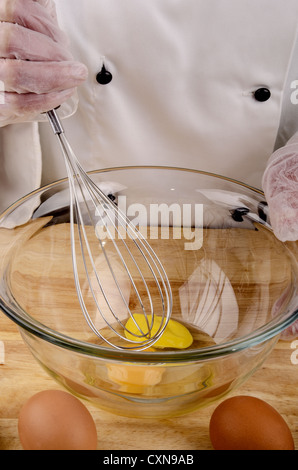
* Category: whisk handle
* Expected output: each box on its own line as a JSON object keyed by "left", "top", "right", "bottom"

{"left": 46, "top": 109, "right": 64, "bottom": 135}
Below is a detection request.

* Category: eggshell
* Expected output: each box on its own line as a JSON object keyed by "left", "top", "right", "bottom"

{"left": 18, "top": 390, "right": 97, "bottom": 450}
{"left": 209, "top": 395, "right": 295, "bottom": 450}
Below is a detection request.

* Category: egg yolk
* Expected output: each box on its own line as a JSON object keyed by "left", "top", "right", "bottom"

{"left": 124, "top": 314, "right": 193, "bottom": 349}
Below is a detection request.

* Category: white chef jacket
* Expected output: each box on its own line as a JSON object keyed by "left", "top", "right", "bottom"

{"left": 1, "top": 0, "right": 298, "bottom": 214}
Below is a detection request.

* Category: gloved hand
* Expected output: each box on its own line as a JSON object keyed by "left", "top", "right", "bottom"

{"left": 262, "top": 132, "right": 298, "bottom": 242}
{"left": 263, "top": 133, "right": 298, "bottom": 340}
{"left": 0, "top": 0, "right": 88, "bottom": 126}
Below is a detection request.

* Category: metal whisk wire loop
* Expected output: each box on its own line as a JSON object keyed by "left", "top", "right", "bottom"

{"left": 46, "top": 109, "right": 172, "bottom": 350}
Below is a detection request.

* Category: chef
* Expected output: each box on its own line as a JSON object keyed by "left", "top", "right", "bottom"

{"left": 0, "top": 0, "right": 297, "bottom": 338}
{"left": 0, "top": 0, "right": 298, "bottom": 236}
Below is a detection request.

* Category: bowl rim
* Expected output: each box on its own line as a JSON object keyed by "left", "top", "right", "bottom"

{"left": 0, "top": 165, "right": 297, "bottom": 363}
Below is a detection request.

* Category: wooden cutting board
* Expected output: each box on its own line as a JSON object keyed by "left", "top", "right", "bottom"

{"left": 0, "top": 312, "right": 297, "bottom": 450}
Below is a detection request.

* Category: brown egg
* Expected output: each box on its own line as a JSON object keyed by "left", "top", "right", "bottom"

{"left": 18, "top": 390, "right": 98, "bottom": 450}
{"left": 209, "top": 395, "right": 295, "bottom": 450}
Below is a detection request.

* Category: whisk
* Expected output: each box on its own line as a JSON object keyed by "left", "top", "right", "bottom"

{"left": 46, "top": 109, "right": 172, "bottom": 350}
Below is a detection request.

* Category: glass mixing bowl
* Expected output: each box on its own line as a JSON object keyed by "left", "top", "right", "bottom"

{"left": 0, "top": 167, "right": 297, "bottom": 418}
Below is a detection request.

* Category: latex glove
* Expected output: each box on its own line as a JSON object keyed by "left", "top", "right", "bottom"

{"left": 262, "top": 132, "right": 298, "bottom": 242}
{"left": 263, "top": 133, "right": 298, "bottom": 340}
{"left": 0, "top": 0, "right": 88, "bottom": 126}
